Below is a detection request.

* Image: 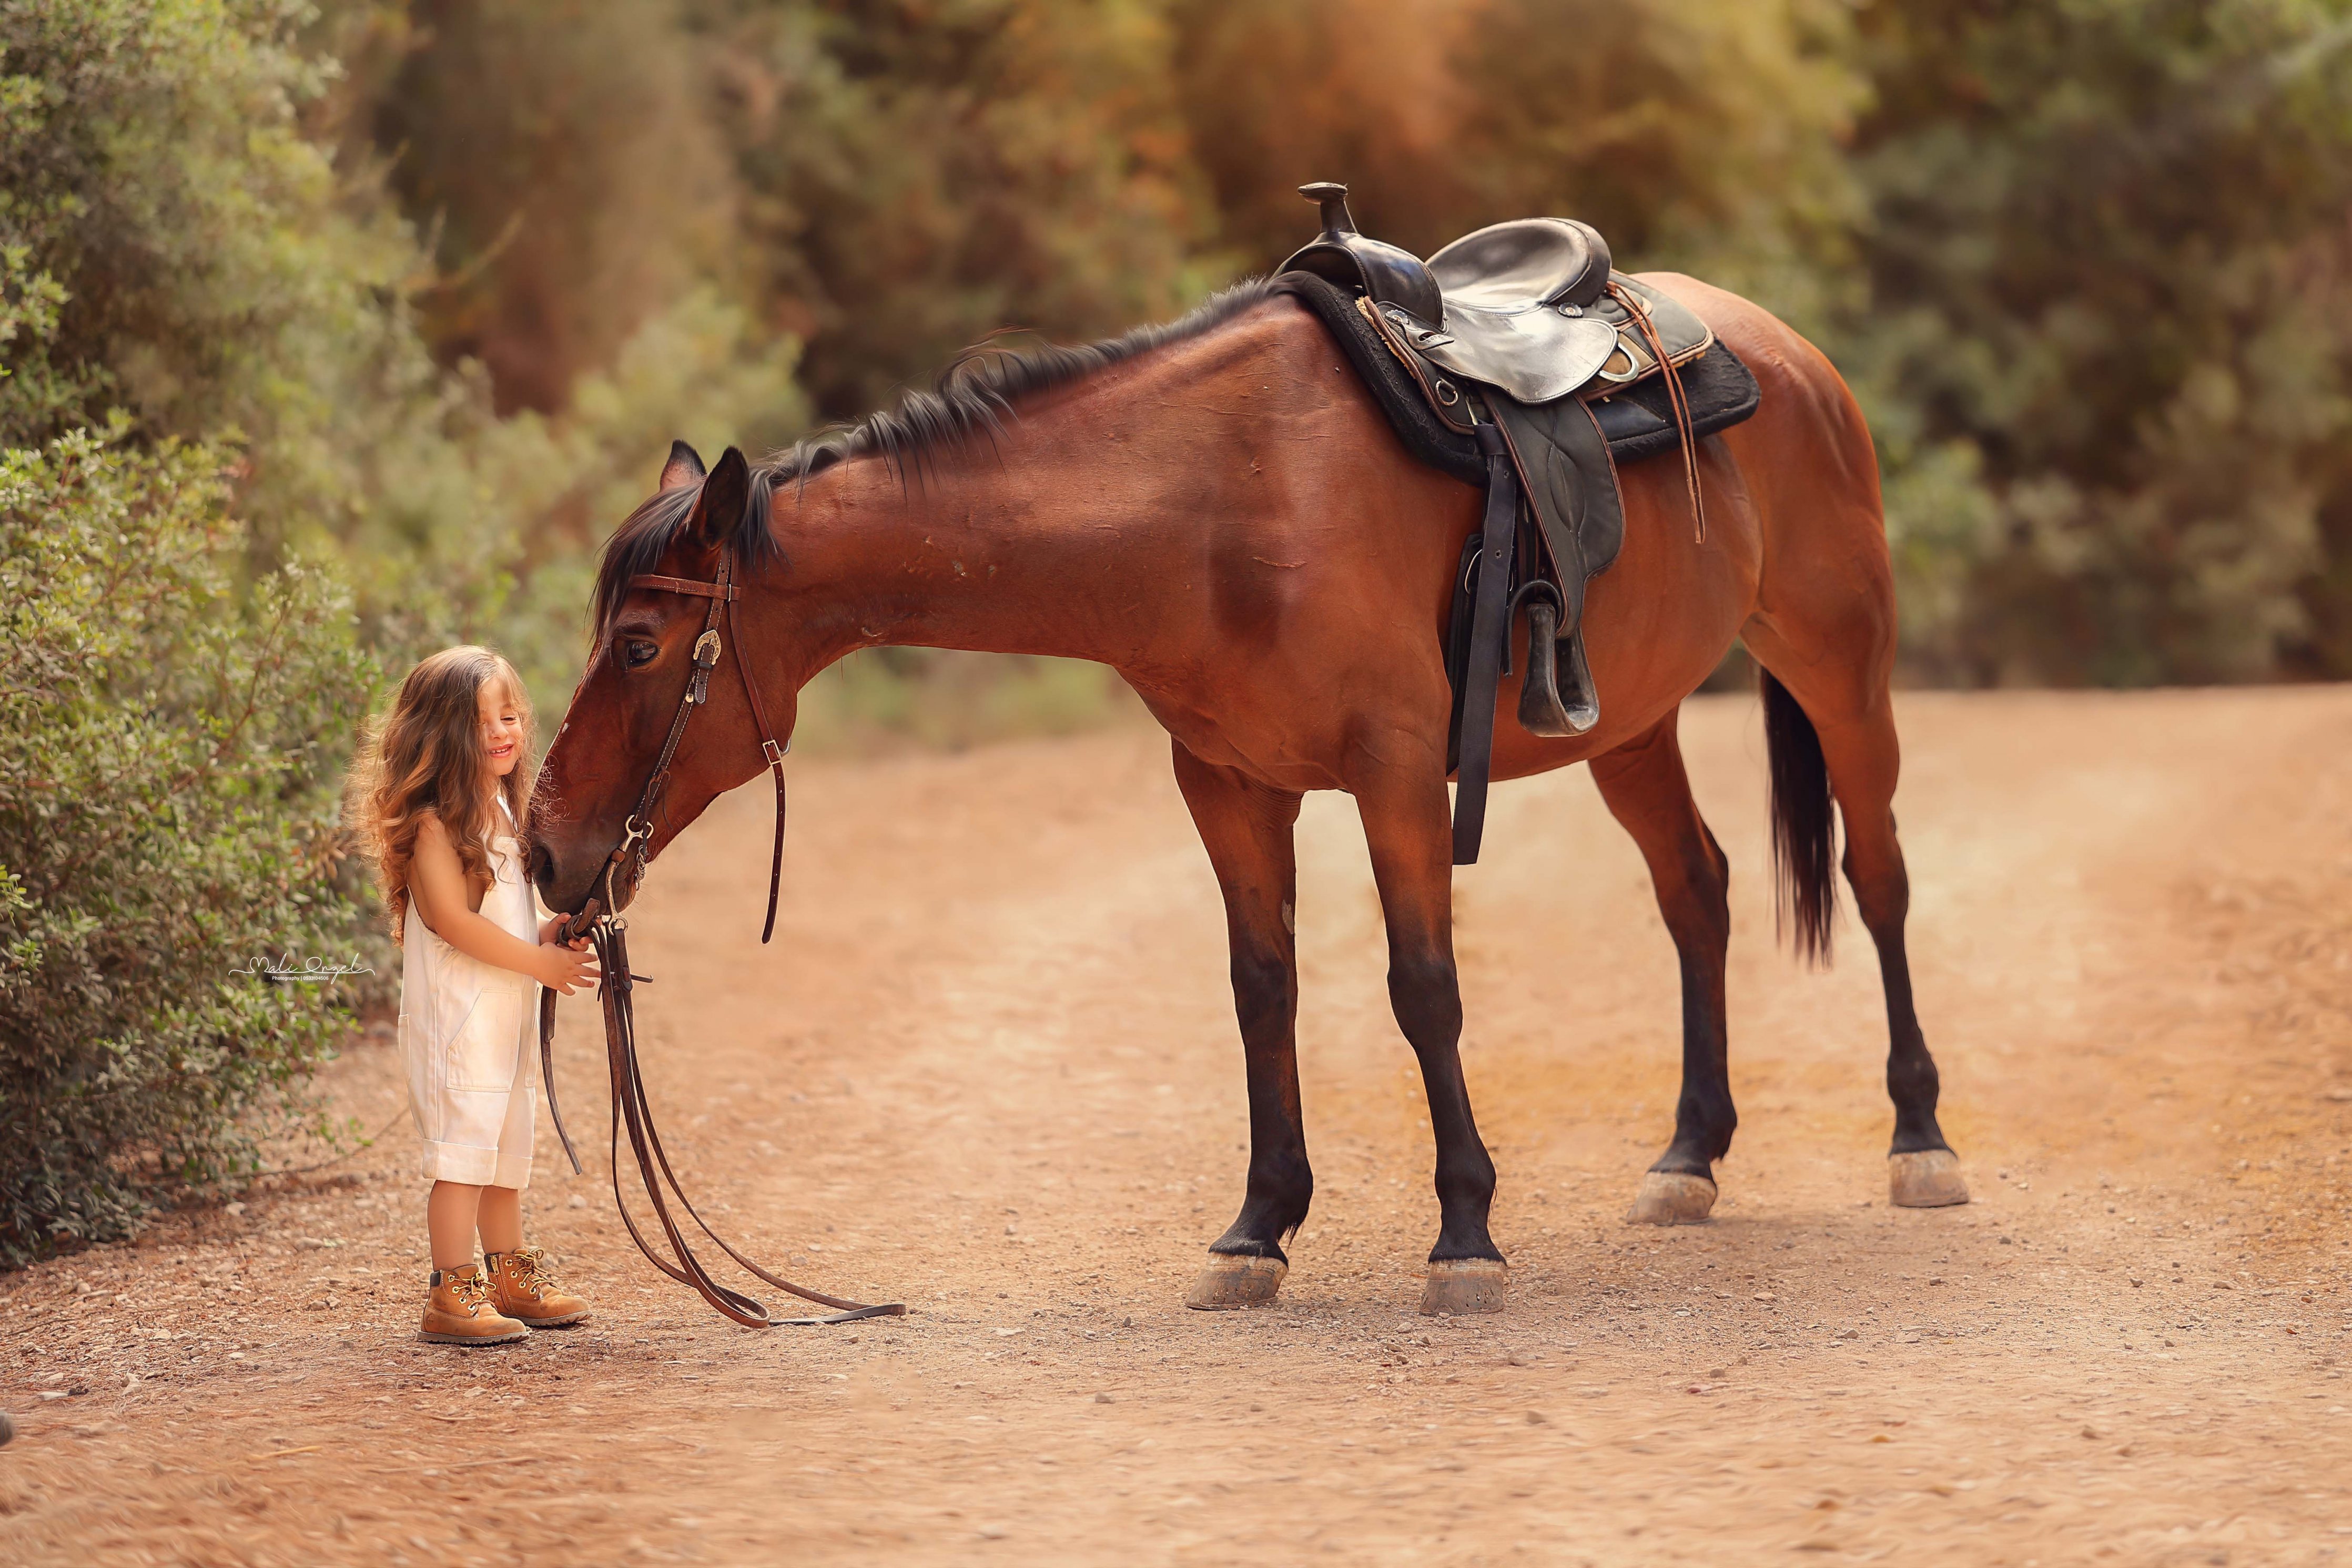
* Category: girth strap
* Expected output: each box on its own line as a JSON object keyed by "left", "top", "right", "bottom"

{"left": 1451, "top": 421, "right": 1520, "bottom": 865}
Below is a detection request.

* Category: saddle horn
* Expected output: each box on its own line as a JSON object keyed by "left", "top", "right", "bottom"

{"left": 1300, "top": 181, "right": 1358, "bottom": 239}
{"left": 1280, "top": 179, "right": 1445, "bottom": 329}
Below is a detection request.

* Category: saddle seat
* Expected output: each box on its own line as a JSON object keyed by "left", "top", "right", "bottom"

{"left": 1428, "top": 216, "right": 1613, "bottom": 313}
{"left": 1279, "top": 184, "right": 1707, "bottom": 404}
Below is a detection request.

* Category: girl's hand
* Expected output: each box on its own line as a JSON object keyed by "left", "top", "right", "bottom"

{"left": 537, "top": 914, "right": 591, "bottom": 949}
{"left": 535, "top": 940, "right": 601, "bottom": 995}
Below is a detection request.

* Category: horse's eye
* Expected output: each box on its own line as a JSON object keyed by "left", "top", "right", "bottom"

{"left": 622, "top": 638, "right": 660, "bottom": 670}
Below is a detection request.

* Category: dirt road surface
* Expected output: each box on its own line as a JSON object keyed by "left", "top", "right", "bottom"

{"left": 5, "top": 687, "right": 2350, "bottom": 1565}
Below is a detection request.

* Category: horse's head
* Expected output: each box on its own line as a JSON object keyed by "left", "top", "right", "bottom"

{"left": 528, "top": 440, "right": 793, "bottom": 917}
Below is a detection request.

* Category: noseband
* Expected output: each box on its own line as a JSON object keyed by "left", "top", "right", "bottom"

{"left": 536, "top": 541, "right": 904, "bottom": 1328}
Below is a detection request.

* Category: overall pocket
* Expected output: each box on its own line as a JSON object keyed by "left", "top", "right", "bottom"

{"left": 446, "top": 987, "right": 524, "bottom": 1092}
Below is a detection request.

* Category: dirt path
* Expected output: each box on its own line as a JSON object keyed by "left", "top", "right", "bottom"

{"left": 5, "top": 688, "right": 2351, "bottom": 1565}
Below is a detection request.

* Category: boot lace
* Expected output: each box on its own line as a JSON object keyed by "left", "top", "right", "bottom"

{"left": 446, "top": 1269, "right": 494, "bottom": 1312}
{"left": 501, "top": 1247, "right": 559, "bottom": 1299}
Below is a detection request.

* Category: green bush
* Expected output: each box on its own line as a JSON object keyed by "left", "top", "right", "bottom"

{"left": 1836, "top": 0, "right": 2352, "bottom": 683}
{"left": 0, "top": 432, "right": 380, "bottom": 1265}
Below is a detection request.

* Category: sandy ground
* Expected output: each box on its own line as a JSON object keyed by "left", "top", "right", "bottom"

{"left": 4, "top": 687, "right": 2350, "bottom": 1566}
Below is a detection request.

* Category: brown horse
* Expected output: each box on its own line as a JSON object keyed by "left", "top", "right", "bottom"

{"left": 527, "top": 274, "right": 1966, "bottom": 1317}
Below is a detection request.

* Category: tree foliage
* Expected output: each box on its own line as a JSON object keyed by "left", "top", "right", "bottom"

{"left": 0, "top": 433, "right": 378, "bottom": 1263}
{"left": 1838, "top": 0, "right": 2352, "bottom": 684}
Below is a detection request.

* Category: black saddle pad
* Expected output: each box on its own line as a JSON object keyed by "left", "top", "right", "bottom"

{"left": 1274, "top": 271, "right": 1761, "bottom": 476}
{"left": 1586, "top": 345, "right": 1760, "bottom": 466}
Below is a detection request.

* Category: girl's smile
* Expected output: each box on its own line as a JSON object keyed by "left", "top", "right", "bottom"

{"left": 479, "top": 682, "right": 525, "bottom": 777}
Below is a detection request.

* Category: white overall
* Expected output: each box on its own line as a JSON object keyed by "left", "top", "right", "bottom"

{"left": 400, "top": 795, "right": 542, "bottom": 1188}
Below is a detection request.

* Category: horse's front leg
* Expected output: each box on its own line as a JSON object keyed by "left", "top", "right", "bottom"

{"left": 1353, "top": 753, "right": 1507, "bottom": 1315}
{"left": 1170, "top": 739, "right": 1311, "bottom": 1310}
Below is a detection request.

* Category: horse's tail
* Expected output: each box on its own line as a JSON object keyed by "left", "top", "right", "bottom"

{"left": 1761, "top": 668, "right": 1839, "bottom": 966}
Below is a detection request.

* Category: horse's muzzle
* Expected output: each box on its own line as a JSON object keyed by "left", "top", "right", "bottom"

{"left": 526, "top": 838, "right": 599, "bottom": 917}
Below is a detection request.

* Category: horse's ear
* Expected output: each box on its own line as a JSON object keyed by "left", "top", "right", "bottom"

{"left": 687, "top": 446, "right": 751, "bottom": 549}
{"left": 660, "top": 440, "right": 706, "bottom": 492}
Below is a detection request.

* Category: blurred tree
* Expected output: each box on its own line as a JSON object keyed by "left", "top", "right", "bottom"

{"left": 1166, "top": 0, "right": 1864, "bottom": 296}
{"left": 701, "top": 0, "right": 1224, "bottom": 419}
{"left": 1164, "top": 0, "right": 1471, "bottom": 260}
{"left": 1838, "top": 0, "right": 2352, "bottom": 684}
{"left": 328, "top": 0, "right": 738, "bottom": 415}
{"left": 1449, "top": 0, "right": 1863, "bottom": 306}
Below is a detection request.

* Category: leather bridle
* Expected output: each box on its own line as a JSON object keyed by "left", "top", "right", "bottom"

{"left": 536, "top": 541, "right": 904, "bottom": 1328}
{"left": 599, "top": 544, "right": 790, "bottom": 944}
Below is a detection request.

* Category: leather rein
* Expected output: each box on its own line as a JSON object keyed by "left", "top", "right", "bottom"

{"left": 535, "top": 542, "right": 904, "bottom": 1327}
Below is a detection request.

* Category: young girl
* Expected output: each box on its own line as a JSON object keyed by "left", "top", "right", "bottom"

{"left": 351, "top": 646, "right": 602, "bottom": 1345}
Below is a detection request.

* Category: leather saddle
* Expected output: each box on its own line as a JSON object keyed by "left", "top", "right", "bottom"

{"left": 1281, "top": 182, "right": 1715, "bottom": 404}
{"left": 1274, "top": 182, "right": 1761, "bottom": 864}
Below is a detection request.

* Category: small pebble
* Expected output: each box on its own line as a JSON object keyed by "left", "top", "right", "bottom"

{"left": 569, "top": 1194, "right": 586, "bottom": 1209}
{"left": 1093, "top": 1392, "right": 1112, "bottom": 1404}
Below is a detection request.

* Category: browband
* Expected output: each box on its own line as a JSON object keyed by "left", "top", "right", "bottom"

{"left": 632, "top": 574, "right": 739, "bottom": 600}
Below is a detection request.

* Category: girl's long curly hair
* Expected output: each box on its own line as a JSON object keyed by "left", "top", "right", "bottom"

{"left": 347, "top": 646, "right": 535, "bottom": 941}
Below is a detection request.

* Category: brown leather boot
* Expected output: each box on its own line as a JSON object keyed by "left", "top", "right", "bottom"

{"left": 419, "top": 1262, "right": 528, "bottom": 1346}
{"left": 483, "top": 1246, "right": 590, "bottom": 1328}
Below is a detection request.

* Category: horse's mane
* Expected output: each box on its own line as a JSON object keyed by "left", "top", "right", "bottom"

{"left": 591, "top": 278, "right": 1279, "bottom": 644}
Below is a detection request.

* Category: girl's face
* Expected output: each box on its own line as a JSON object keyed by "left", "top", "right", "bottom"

{"left": 478, "top": 678, "right": 525, "bottom": 780}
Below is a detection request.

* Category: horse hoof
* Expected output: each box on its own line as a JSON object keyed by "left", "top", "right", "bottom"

{"left": 1889, "top": 1149, "right": 1970, "bottom": 1208}
{"left": 1624, "top": 1170, "right": 1717, "bottom": 1226}
{"left": 1419, "top": 1258, "right": 1507, "bottom": 1316}
{"left": 1184, "top": 1254, "right": 1286, "bottom": 1310}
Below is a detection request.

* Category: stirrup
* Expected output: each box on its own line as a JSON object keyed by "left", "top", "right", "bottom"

{"left": 1516, "top": 594, "right": 1598, "bottom": 738}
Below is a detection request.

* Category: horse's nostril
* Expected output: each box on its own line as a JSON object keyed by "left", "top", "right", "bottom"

{"left": 525, "top": 842, "right": 551, "bottom": 887}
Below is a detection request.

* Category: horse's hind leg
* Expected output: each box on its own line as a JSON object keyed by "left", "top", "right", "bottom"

{"left": 1745, "top": 617, "right": 1969, "bottom": 1210}
{"left": 1352, "top": 758, "right": 1506, "bottom": 1315}
{"left": 1170, "top": 740, "right": 1312, "bottom": 1309}
{"left": 1588, "top": 709, "right": 1735, "bottom": 1225}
